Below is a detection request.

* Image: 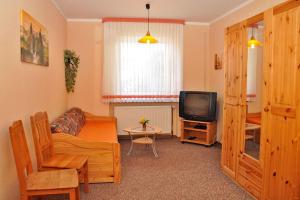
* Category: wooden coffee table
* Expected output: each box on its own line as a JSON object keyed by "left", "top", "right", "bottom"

{"left": 123, "top": 126, "right": 162, "bottom": 157}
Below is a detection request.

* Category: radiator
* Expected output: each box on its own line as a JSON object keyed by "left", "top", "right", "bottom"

{"left": 114, "top": 106, "right": 172, "bottom": 135}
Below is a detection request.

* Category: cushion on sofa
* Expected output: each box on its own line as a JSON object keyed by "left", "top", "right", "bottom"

{"left": 50, "top": 107, "right": 86, "bottom": 135}
{"left": 67, "top": 107, "right": 86, "bottom": 127}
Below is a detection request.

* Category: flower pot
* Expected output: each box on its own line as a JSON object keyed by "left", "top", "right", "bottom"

{"left": 142, "top": 124, "right": 146, "bottom": 131}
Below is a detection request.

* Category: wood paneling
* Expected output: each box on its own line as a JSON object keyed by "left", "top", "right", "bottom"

{"left": 224, "top": 24, "right": 244, "bottom": 106}
{"left": 273, "top": 0, "right": 300, "bottom": 15}
{"left": 272, "top": 8, "right": 298, "bottom": 107}
{"left": 52, "top": 133, "right": 120, "bottom": 183}
{"left": 237, "top": 15, "right": 264, "bottom": 199}
{"left": 222, "top": 14, "right": 265, "bottom": 200}
{"left": 237, "top": 154, "right": 263, "bottom": 199}
{"left": 223, "top": 1, "right": 300, "bottom": 200}
{"left": 222, "top": 104, "right": 241, "bottom": 178}
{"left": 262, "top": 4, "right": 300, "bottom": 200}
{"left": 246, "top": 13, "right": 264, "bottom": 27}
{"left": 222, "top": 22, "right": 245, "bottom": 179}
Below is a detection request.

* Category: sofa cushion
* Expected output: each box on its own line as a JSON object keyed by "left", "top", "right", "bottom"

{"left": 78, "top": 120, "right": 117, "bottom": 143}
{"left": 66, "top": 107, "right": 86, "bottom": 128}
{"left": 50, "top": 107, "right": 85, "bottom": 135}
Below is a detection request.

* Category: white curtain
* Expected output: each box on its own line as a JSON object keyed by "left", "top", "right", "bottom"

{"left": 103, "top": 22, "right": 183, "bottom": 102}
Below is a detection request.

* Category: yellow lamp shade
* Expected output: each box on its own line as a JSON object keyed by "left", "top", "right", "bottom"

{"left": 248, "top": 36, "right": 261, "bottom": 48}
{"left": 138, "top": 31, "right": 158, "bottom": 44}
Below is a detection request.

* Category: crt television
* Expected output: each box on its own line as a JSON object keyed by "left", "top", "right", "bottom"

{"left": 179, "top": 91, "right": 217, "bottom": 122}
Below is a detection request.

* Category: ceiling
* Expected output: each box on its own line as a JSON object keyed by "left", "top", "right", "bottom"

{"left": 53, "top": 0, "right": 251, "bottom": 23}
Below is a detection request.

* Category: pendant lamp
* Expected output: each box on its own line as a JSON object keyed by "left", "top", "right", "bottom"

{"left": 138, "top": 4, "right": 158, "bottom": 44}
{"left": 248, "top": 27, "right": 261, "bottom": 48}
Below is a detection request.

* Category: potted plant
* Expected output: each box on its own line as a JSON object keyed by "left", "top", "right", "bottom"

{"left": 64, "top": 49, "right": 80, "bottom": 93}
{"left": 139, "top": 117, "right": 150, "bottom": 131}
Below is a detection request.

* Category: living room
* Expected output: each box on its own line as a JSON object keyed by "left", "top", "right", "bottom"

{"left": 1, "top": 0, "right": 299, "bottom": 200}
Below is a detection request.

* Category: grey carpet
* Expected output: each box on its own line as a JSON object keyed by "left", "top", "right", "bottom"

{"left": 78, "top": 138, "right": 254, "bottom": 200}
{"left": 245, "top": 140, "right": 260, "bottom": 160}
{"left": 39, "top": 138, "right": 253, "bottom": 200}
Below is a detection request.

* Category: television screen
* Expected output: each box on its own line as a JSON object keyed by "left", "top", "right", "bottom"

{"left": 184, "top": 93, "right": 210, "bottom": 116}
{"left": 179, "top": 91, "right": 217, "bottom": 122}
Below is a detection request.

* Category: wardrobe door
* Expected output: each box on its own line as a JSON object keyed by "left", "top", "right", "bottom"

{"left": 262, "top": 3, "right": 300, "bottom": 200}
{"left": 222, "top": 104, "right": 243, "bottom": 178}
{"left": 235, "top": 15, "right": 265, "bottom": 200}
{"left": 222, "top": 23, "right": 245, "bottom": 178}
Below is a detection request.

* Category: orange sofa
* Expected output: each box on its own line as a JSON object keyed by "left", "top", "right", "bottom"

{"left": 50, "top": 108, "right": 120, "bottom": 183}
{"left": 246, "top": 112, "right": 261, "bottom": 125}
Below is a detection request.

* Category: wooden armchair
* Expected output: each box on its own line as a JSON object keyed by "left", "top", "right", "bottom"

{"left": 9, "top": 120, "right": 79, "bottom": 200}
{"left": 30, "top": 112, "right": 89, "bottom": 193}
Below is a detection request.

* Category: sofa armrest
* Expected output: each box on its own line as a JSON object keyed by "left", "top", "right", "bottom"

{"left": 84, "top": 112, "right": 117, "bottom": 123}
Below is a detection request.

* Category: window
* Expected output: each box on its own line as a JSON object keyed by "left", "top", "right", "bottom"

{"left": 103, "top": 22, "right": 183, "bottom": 102}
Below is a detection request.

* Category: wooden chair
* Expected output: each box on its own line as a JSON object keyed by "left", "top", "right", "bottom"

{"left": 9, "top": 120, "right": 79, "bottom": 200}
{"left": 30, "top": 112, "right": 89, "bottom": 193}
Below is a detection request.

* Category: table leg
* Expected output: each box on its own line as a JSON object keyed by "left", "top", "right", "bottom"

{"left": 127, "top": 133, "right": 134, "bottom": 156}
{"left": 152, "top": 143, "right": 158, "bottom": 157}
{"left": 152, "top": 133, "right": 158, "bottom": 157}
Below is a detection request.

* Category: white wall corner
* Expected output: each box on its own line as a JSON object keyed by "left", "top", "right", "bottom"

{"left": 51, "top": 0, "right": 67, "bottom": 19}
{"left": 209, "top": 0, "right": 256, "bottom": 24}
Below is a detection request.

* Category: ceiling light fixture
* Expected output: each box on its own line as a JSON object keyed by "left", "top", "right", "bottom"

{"left": 248, "top": 27, "right": 261, "bottom": 48}
{"left": 138, "top": 3, "right": 158, "bottom": 44}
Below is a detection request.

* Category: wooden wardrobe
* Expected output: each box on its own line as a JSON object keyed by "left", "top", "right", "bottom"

{"left": 222, "top": 1, "right": 300, "bottom": 199}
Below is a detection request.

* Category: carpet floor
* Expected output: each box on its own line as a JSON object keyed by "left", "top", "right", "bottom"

{"left": 78, "top": 138, "right": 254, "bottom": 200}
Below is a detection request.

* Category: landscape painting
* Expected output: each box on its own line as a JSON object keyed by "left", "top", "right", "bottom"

{"left": 20, "top": 10, "right": 49, "bottom": 66}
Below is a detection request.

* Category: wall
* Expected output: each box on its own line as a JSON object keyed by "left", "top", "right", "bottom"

{"left": 183, "top": 24, "right": 210, "bottom": 90}
{"left": 0, "top": 0, "right": 67, "bottom": 199}
{"left": 67, "top": 21, "right": 109, "bottom": 116}
{"left": 67, "top": 22, "right": 210, "bottom": 136}
{"left": 208, "top": 0, "right": 287, "bottom": 141}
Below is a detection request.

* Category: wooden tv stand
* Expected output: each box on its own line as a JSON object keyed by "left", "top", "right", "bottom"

{"left": 180, "top": 119, "right": 217, "bottom": 146}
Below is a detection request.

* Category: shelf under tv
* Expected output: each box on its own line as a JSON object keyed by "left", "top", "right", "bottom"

{"left": 183, "top": 127, "right": 208, "bottom": 133}
{"left": 180, "top": 119, "right": 217, "bottom": 146}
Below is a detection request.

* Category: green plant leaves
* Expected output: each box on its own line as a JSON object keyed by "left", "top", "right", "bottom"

{"left": 64, "top": 49, "right": 80, "bottom": 93}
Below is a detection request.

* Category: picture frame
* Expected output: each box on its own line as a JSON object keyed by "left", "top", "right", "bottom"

{"left": 20, "top": 10, "right": 49, "bottom": 66}
{"left": 214, "top": 53, "right": 222, "bottom": 70}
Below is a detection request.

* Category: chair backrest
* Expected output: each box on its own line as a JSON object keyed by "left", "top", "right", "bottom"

{"left": 30, "top": 112, "right": 54, "bottom": 170}
{"left": 9, "top": 120, "right": 33, "bottom": 192}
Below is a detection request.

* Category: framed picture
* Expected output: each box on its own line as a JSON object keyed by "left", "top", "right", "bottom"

{"left": 214, "top": 54, "right": 222, "bottom": 70}
{"left": 20, "top": 10, "right": 49, "bottom": 66}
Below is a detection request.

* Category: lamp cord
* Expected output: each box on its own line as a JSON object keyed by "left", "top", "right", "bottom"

{"left": 147, "top": 6, "right": 150, "bottom": 32}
